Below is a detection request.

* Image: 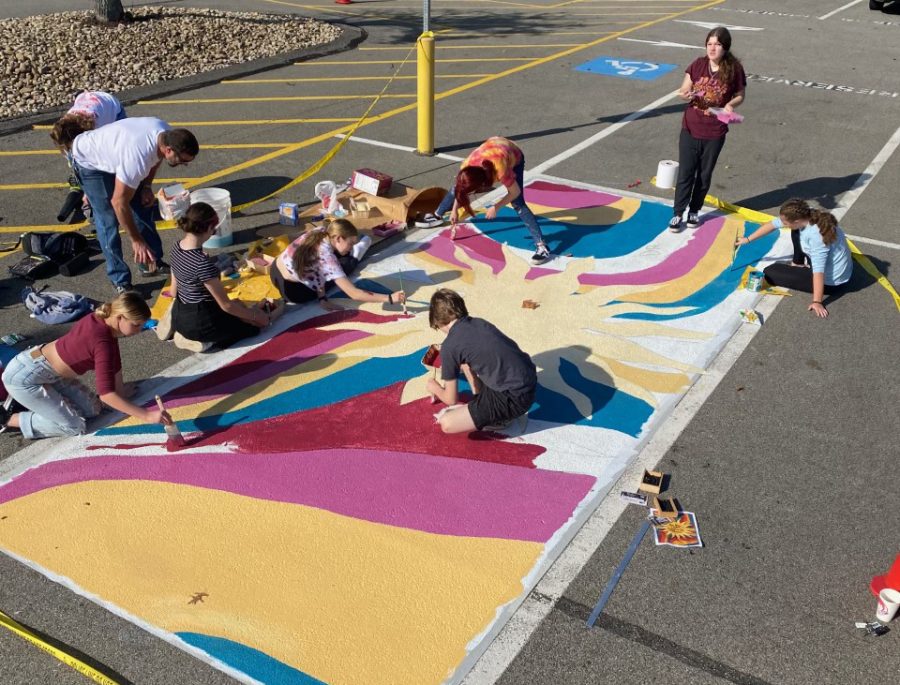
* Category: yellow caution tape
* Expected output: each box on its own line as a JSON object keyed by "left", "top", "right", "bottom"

{"left": 230, "top": 38, "right": 420, "bottom": 214}
{"left": 0, "top": 609, "right": 121, "bottom": 685}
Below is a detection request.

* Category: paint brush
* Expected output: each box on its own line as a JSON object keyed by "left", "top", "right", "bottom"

{"left": 155, "top": 395, "right": 185, "bottom": 449}
{"left": 397, "top": 269, "right": 408, "bottom": 315}
{"left": 731, "top": 223, "right": 742, "bottom": 266}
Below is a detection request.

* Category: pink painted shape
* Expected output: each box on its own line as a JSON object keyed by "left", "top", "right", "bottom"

{"left": 525, "top": 266, "right": 558, "bottom": 281}
{"left": 578, "top": 216, "right": 725, "bottom": 287}
{"left": 524, "top": 179, "right": 620, "bottom": 209}
{"left": 0, "top": 450, "right": 595, "bottom": 543}
{"left": 161, "top": 329, "right": 370, "bottom": 410}
{"left": 420, "top": 225, "right": 506, "bottom": 274}
{"left": 161, "top": 310, "right": 400, "bottom": 407}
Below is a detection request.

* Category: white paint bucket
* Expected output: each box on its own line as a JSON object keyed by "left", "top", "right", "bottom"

{"left": 190, "top": 187, "right": 232, "bottom": 248}
{"left": 655, "top": 160, "right": 679, "bottom": 189}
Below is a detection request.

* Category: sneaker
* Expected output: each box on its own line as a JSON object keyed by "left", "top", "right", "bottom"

{"left": 173, "top": 332, "right": 212, "bottom": 353}
{"left": 414, "top": 212, "right": 444, "bottom": 229}
{"left": 685, "top": 212, "right": 700, "bottom": 229}
{"left": 114, "top": 283, "right": 133, "bottom": 295}
{"left": 139, "top": 260, "right": 170, "bottom": 277}
{"left": 668, "top": 215, "right": 684, "bottom": 233}
{"left": 530, "top": 245, "right": 551, "bottom": 265}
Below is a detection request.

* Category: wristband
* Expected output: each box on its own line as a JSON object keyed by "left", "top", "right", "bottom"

{"left": 388, "top": 293, "right": 394, "bottom": 305}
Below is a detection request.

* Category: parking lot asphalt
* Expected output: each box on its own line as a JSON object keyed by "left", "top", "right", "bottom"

{"left": 2, "top": 1, "right": 899, "bottom": 684}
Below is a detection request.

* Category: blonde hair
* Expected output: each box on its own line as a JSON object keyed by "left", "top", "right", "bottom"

{"left": 779, "top": 198, "right": 839, "bottom": 246}
{"left": 95, "top": 292, "right": 151, "bottom": 323}
{"left": 291, "top": 219, "right": 358, "bottom": 274}
{"left": 50, "top": 113, "right": 96, "bottom": 151}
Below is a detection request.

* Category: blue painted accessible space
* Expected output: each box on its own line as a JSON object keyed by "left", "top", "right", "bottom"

{"left": 575, "top": 57, "right": 677, "bottom": 81}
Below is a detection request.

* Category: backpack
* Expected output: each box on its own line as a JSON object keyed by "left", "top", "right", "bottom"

{"left": 21, "top": 286, "right": 94, "bottom": 325}
{"left": 5, "top": 231, "right": 91, "bottom": 280}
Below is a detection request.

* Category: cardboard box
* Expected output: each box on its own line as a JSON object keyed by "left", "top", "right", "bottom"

{"left": 349, "top": 197, "right": 371, "bottom": 219}
{"left": 278, "top": 202, "right": 301, "bottom": 226}
{"left": 638, "top": 469, "right": 664, "bottom": 495}
{"left": 351, "top": 168, "right": 393, "bottom": 196}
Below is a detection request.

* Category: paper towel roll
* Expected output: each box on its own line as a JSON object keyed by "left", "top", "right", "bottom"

{"left": 655, "top": 160, "right": 679, "bottom": 189}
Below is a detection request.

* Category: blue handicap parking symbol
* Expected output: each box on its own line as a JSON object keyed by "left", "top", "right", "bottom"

{"left": 575, "top": 57, "right": 677, "bottom": 81}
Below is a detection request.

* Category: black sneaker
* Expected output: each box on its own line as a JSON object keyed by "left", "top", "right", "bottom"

{"left": 685, "top": 212, "right": 700, "bottom": 229}
{"left": 139, "top": 260, "right": 170, "bottom": 278}
{"left": 668, "top": 215, "right": 684, "bottom": 233}
{"left": 531, "top": 246, "right": 551, "bottom": 265}
{"left": 115, "top": 283, "right": 133, "bottom": 295}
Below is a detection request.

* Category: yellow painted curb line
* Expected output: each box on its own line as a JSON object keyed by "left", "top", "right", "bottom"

{"left": 0, "top": 609, "right": 121, "bottom": 685}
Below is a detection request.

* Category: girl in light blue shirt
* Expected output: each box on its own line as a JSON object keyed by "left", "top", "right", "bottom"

{"left": 737, "top": 198, "right": 853, "bottom": 318}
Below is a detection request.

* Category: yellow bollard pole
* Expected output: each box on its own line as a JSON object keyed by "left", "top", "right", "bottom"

{"left": 416, "top": 31, "right": 435, "bottom": 156}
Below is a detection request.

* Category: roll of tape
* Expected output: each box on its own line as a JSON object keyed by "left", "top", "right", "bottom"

{"left": 655, "top": 160, "right": 679, "bottom": 189}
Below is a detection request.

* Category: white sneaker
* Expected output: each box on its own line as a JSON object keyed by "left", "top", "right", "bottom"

{"left": 173, "top": 333, "right": 212, "bottom": 353}
{"left": 415, "top": 212, "right": 444, "bottom": 228}
{"left": 352, "top": 235, "right": 372, "bottom": 260}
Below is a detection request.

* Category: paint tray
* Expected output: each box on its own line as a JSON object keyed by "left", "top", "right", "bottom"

{"left": 421, "top": 344, "right": 441, "bottom": 368}
{"left": 373, "top": 219, "right": 406, "bottom": 238}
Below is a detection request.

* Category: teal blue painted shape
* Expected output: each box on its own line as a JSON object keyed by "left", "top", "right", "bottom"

{"left": 612, "top": 223, "right": 778, "bottom": 321}
{"left": 531, "top": 358, "right": 652, "bottom": 437}
{"left": 478, "top": 201, "right": 670, "bottom": 258}
{"left": 177, "top": 632, "right": 327, "bottom": 685}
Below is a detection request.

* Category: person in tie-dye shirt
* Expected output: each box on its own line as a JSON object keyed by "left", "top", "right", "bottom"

{"left": 426, "top": 137, "right": 552, "bottom": 265}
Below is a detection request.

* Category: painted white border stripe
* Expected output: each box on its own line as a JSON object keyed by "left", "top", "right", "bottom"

{"left": 819, "top": 0, "right": 866, "bottom": 21}
{"left": 530, "top": 90, "right": 680, "bottom": 175}
{"left": 832, "top": 123, "right": 900, "bottom": 221}
{"left": 334, "top": 133, "right": 463, "bottom": 161}
{"left": 845, "top": 234, "right": 900, "bottom": 250}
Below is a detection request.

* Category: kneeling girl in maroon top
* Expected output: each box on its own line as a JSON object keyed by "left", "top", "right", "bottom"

{"left": 1, "top": 292, "right": 172, "bottom": 439}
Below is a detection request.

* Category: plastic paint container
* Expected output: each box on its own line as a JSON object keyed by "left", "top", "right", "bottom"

{"left": 190, "top": 187, "right": 233, "bottom": 248}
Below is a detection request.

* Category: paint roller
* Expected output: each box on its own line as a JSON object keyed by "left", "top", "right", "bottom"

{"left": 155, "top": 395, "right": 185, "bottom": 449}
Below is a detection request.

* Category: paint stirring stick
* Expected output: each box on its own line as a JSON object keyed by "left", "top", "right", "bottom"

{"left": 397, "top": 269, "right": 408, "bottom": 316}
{"left": 155, "top": 395, "right": 185, "bottom": 449}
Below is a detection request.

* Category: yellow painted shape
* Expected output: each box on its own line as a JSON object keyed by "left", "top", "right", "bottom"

{"left": 529, "top": 196, "right": 640, "bottom": 224}
{"left": 0, "top": 481, "right": 542, "bottom": 685}
{"left": 597, "top": 357, "right": 692, "bottom": 396}
{"left": 618, "top": 218, "right": 739, "bottom": 304}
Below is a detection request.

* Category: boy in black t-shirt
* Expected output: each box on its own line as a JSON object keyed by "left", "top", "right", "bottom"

{"left": 426, "top": 289, "right": 536, "bottom": 434}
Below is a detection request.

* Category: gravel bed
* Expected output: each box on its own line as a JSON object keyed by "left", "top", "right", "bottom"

{"left": 0, "top": 6, "right": 342, "bottom": 120}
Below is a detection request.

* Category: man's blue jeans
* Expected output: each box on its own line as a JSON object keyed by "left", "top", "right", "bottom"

{"left": 74, "top": 162, "right": 163, "bottom": 288}
{"left": 435, "top": 156, "right": 545, "bottom": 248}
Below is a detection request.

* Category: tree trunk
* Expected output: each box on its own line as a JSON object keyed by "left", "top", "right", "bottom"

{"left": 96, "top": 0, "right": 125, "bottom": 23}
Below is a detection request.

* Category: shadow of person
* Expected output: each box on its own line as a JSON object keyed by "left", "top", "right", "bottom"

{"left": 823, "top": 252, "right": 892, "bottom": 305}
{"left": 734, "top": 174, "right": 868, "bottom": 212}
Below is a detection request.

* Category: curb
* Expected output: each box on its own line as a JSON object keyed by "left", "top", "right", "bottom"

{"left": 0, "top": 19, "right": 366, "bottom": 138}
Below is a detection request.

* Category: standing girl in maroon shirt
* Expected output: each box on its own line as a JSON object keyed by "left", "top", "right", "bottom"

{"left": 669, "top": 27, "right": 746, "bottom": 233}
{"left": 1, "top": 292, "right": 171, "bottom": 439}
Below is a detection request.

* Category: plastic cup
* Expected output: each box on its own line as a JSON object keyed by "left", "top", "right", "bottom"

{"left": 875, "top": 588, "right": 900, "bottom": 623}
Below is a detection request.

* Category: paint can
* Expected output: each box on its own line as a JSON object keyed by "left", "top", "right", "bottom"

{"left": 191, "top": 187, "right": 233, "bottom": 248}
{"left": 747, "top": 270, "right": 764, "bottom": 292}
{"left": 655, "top": 160, "right": 679, "bottom": 189}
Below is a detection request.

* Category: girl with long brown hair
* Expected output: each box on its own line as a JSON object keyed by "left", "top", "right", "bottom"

{"left": 737, "top": 198, "right": 853, "bottom": 318}
{"left": 670, "top": 27, "right": 746, "bottom": 232}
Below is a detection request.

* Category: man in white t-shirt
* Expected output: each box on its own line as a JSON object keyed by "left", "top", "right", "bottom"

{"left": 71, "top": 118, "right": 199, "bottom": 292}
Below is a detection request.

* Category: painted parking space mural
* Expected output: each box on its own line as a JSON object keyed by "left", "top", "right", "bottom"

{"left": 0, "top": 177, "right": 787, "bottom": 685}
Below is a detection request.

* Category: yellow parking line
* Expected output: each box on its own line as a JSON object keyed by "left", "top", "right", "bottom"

{"left": 292, "top": 58, "right": 534, "bottom": 65}
{"left": 360, "top": 44, "right": 583, "bottom": 50}
{"left": 2, "top": 144, "right": 306, "bottom": 156}
{"left": 140, "top": 95, "right": 416, "bottom": 105}
{"left": 34, "top": 118, "right": 359, "bottom": 129}
{"left": 1, "top": 178, "right": 195, "bottom": 191}
{"left": 220, "top": 75, "right": 491, "bottom": 83}
{"left": 182, "top": 0, "right": 725, "bottom": 191}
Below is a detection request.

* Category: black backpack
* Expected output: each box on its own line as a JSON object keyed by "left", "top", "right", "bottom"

{"left": 5, "top": 231, "right": 91, "bottom": 281}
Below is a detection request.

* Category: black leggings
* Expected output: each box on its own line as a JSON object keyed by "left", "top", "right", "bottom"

{"left": 270, "top": 254, "right": 360, "bottom": 304}
{"left": 674, "top": 128, "right": 726, "bottom": 216}
{"left": 173, "top": 298, "right": 259, "bottom": 348}
{"left": 763, "top": 231, "right": 840, "bottom": 294}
